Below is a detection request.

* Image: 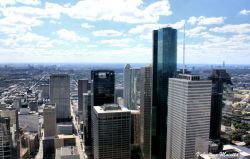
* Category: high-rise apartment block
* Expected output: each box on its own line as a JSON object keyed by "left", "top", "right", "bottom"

{"left": 91, "top": 70, "right": 115, "bottom": 106}
{"left": 92, "top": 104, "right": 131, "bottom": 159}
{"left": 123, "top": 65, "right": 141, "bottom": 110}
{"left": 78, "top": 79, "right": 88, "bottom": 113}
{"left": 166, "top": 74, "right": 211, "bottom": 159}
{"left": 140, "top": 66, "right": 152, "bottom": 159}
{"left": 43, "top": 104, "right": 57, "bottom": 137}
{"left": 50, "top": 74, "right": 71, "bottom": 122}
{"left": 152, "top": 27, "right": 177, "bottom": 159}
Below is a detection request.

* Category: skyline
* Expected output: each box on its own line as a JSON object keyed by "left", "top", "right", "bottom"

{"left": 0, "top": 0, "right": 250, "bottom": 64}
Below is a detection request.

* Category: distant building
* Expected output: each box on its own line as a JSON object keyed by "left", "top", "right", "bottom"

{"left": 0, "top": 117, "right": 12, "bottom": 159}
{"left": 152, "top": 27, "right": 177, "bottom": 159}
{"left": 123, "top": 65, "right": 141, "bottom": 110}
{"left": 140, "top": 66, "right": 152, "bottom": 159}
{"left": 91, "top": 70, "right": 115, "bottom": 106}
{"left": 123, "top": 64, "right": 131, "bottom": 109}
{"left": 50, "top": 74, "right": 71, "bottom": 122}
{"left": 115, "top": 86, "right": 124, "bottom": 104}
{"left": 92, "top": 104, "right": 131, "bottom": 159}
{"left": 38, "top": 84, "right": 49, "bottom": 99}
{"left": 57, "top": 123, "right": 73, "bottom": 135}
{"left": 55, "top": 146, "right": 80, "bottom": 159}
{"left": 78, "top": 79, "right": 88, "bottom": 113}
{"left": 208, "top": 69, "right": 233, "bottom": 141}
{"left": 43, "top": 104, "right": 57, "bottom": 137}
{"left": 166, "top": 74, "right": 211, "bottom": 159}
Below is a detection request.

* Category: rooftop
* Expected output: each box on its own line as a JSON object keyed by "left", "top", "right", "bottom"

{"left": 94, "top": 104, "right": 130, "bottom": 114}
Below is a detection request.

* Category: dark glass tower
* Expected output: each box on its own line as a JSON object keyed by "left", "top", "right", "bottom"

{"left": 152, "top": 27, "right": 177, "bottom": 159}
{"left": 208, "top": 69, "right": 232, "bottom": 141}
{"left": 91, "top": 70, "right": 115, "bottom": 106}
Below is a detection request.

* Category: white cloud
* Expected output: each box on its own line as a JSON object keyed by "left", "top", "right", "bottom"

{"left": 99, "top": 38, "right": 131, "bottom": 47}
{"left": 239, "top": 9, "right": 250, "bottom": 15}
{"left": 0, "top": 0, "right": 40, "bottom": 6}
{"left": 186, "top": 26, "right": 207, "bottom": 37}
{"left": 210, "top": 24, "right": 250, "bottom": 34}
{"left": 56, "top": 29, "right": 89, "bottom": 42}
{"left": 93, "top": 30, "right": 123, "bottom": 37}
{"left": 129, "top": 20, "right": 185, "bottom": 40}
{"left": 66, "top": 0, "right": 172, "bottom": 23}
{"left": 0, "top": 15, "right": 43, "bottom": 34}
{"left": 81, "top": 23, "right": 95, "bottom": 29}
{"left": 187, "top": 16, "right": 225, "bottom": 25}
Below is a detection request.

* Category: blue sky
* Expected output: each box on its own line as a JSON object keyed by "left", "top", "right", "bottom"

{"left": 0, "top": 0, "right": 249, "bottom": 64}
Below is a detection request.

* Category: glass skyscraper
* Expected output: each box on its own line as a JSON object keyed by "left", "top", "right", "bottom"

{"left": 152, "top": 27, "right": 177, "bottom": 159}
{"left": 208, "top": 69, "right": 233, "bottom": 141}
{"left": 91, "top": 70, "right": 115, "bottom": 106}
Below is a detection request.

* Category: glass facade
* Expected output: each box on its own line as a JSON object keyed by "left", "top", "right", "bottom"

{"left": 208, "top": 69, "right": 232, "bottom": 141}
{"left": 91, "top": 70, "right": 115, "bottom": 106}
{"left": 152, "top": 27, "right": 177, "bottom": 159}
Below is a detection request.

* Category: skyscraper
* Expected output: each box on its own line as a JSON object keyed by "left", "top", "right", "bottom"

{"left": 152, "top": 27, "right": 177, "bottom": 159}
{"left": 166, "top": 74, "right": 211, "bottom": 159}
{"left": 123, "top": 65, "right": 141, "bottom": 110}
{"left": 78, "top": 79, "right": 88, "bottom": 113}
{"left": 82, "top": 92, "right": 92, "bottom": 146}
{"left": 208, "top": 69, "right": 232, "bottom": 141}
{"left": 0, "top": 117, "right": 12, "bottom": 159}
{"left": 92, "top": 104, "right": 131, "bottom": 159}
{"left": 50, "top": 74, "right": 71, "bottom": 122}
{"left": 43, "top": 104, "right": 57, "bottom": 137}
{"left": 140, "top": 66, "right": 152, "bottom": 159}
{"left": 91, "top": 70, "right": 115, "bottom": 106}
{"left": 124, "top": 64, "right": 131, "bottom": 108}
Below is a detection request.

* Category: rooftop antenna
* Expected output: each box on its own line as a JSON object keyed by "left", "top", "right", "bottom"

{"left": 182, "top": 22, "right": 186, "bottom": 74}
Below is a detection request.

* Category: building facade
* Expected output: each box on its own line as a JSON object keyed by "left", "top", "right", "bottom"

{"left": 208, "top": 69, "right": 233, "bottom": 141}
{"left": 0, "top": 117, "right": 12, "bottom": 159}
{"left": 123, "top": 65, "right": 141, "bottom": 110}
{"left": 166, "top": 74, "right": 211, "bottom": 159}
{"left": 50, "top": 74, "right": 71, "bottom": 122}
{"left": 92, "top": 104, "right": 131, "bottom": 159}
{"left": 91, "top": 70, "right": 115, "bottom": 106}
{"left": 43, "top": 104, "right": 57, "bottom": 137}
{"left": 152, "top": 27, "right": 177, "bottom": 159}
{"left": 78, "top": 79, "right": 88, "bottom": 113}
{"left": 82, "top": 92, "right": 92, "bottom": 146}
{"left": 140, "top": 66, "right": 152, "bottom": 159}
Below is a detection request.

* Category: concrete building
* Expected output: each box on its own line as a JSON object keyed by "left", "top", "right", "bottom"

{"left": 50, "top": 74, "right": 71, "bottom": 122}
{"left": 123, "top": 64, "right": 131, "bottom": 109}
{"left": 140, "top": 66, "right": 152, "bottom": 159}
{"left": 38, "top": 84, "right": 49, "bottom": 99}
{"left": 78, "top": 79, "right": 88, "bottom": 113}
{"left": 166, "top": 74, "right": 212, "bottom": 159}
{"left": 0, "top": 117, "right": 12, "bottom": 159}
{"left": 54, "top": 135, "right": 76, "bottom": 150}
{"left": 92, "top": 104, "right": 131, "bottom": 159}
{"left": 55, "top": 146, "right": 80, "bottom": 159}
{"left": 131, "top": 110, "right": 140, "bottom": 145}
{"left": 57, "top": 123, "right": 73, "bottom": 135}
{"left": 19, "top": 112, "right": 39, "bottom": 133}
{"left": 43, "top": 104, "right": 57, "bottom": 137}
